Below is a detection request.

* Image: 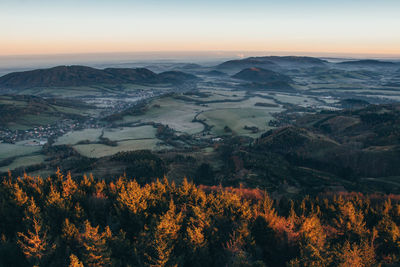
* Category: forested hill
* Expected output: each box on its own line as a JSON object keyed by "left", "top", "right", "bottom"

{"left": 337, "top": 59, "right": 397, "bottom": 67}
{"left": 1, "top": 171, "right": 400, "bottom": 266}
{"left": 0, "top": 66, "right": 198, "bottom": 89}
{"left": 217, "top": 56, "right": 327, "bottom": 70}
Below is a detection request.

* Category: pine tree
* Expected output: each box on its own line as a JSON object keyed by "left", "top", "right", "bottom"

{"left": 376, "top": 216, "right": 400, "bottom": 261}
{"left": 148, "top": 199, "right": 183, "bottom": 267}
{"left": 296, "top": 216, "right": 330, "bottom": 266}
{"left": 335, "top": 201, "right": 367, "bottom": 241}
{"left": 336, "top": 241, "right": 364, "bottom": 267}
{"left": 12, "top": 182, "right": 28, "bottom": 207}
{"left": 46, "top": 184, "right": 64, "bottom": 209}
{"left": 17, "top": 212, "right": 54, "bottom": 266}
{"left": 62, "top": 218, "right": 79, "bottom": 247}
{"left": 80, "top": 220, "right": 111, "bottom": 267}
{"left": 260, "top": 192, "right": 276, "bottom": 223}
{"left": 69, "top": 253, "right": 84, "bottom": 267}
{"left": 117, "top": 180, "right": 148, "bottom": 214}
{"left": 62, "top": 172, "right": 78, "bottom": 199}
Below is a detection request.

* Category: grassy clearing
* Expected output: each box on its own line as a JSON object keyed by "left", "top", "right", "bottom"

{"left": 120, "top": 95, "right": 282, "bottom": 136}
{"left": 0, "top": 154, "right": 46, "bottom": 172}
{"left": 0, "top": 142, "right": 41, "bottom": 160}
{"left": 56, "top": 125, "right": 168, "bottom": 158}
{"left": 184, "top": 89, "right": 247, "bottom": 102}
{"left": 206, "top": 96, "right": 283, "bottom": 110}
{"left": 198, "top": 108, "right": 275, "bottom": 137}
{"left": 121, "top": 97, "right": 205, "bottom": 134}
{"left": 54, "top": 125, "right": 161, "bottom": 160}
{"left": 272, "top": 94, "right": 323, "bottom": 106}
{"left": 73, "top": 139, "right": 169, "bottom": 158}
{"left": 0, "top": 99, "right": 28, "bottom": 107}
{"left": 103, "top": 126, "right": 156, "bottom": 141}
{"left": 18, "top": 114, "right": 60, "bottom": 127}
{"left": 54, "top": 128, "right": 103, "bottom": 145}
{"left": 51, "top": 105, "right": 98, "bottom": 116}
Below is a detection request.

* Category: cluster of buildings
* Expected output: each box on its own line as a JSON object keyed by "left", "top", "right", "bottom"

{"left": 0, "top": 90, "right": 165, "bottom": 146}
{"left": 0, "top": 118, "right": 103, "bottom": 145}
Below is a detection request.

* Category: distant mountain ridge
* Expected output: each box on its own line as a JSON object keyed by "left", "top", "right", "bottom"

{"left": 217, "top": 58, "right": 278, "bottom": 70}
{"left": 0, "top": 65, "right": 198, "bottom": 89}
{"left": 232, "top": 67, "right": 293, "bottom": 83}
{"left": 253, "top": 56, "right": 327, "bottom": 65}
{"left": 233, "top": 67, "right": 294, "bottom": 91}
{"left": 337, "top": 59, "right": 396, "bottom": 66}
{"left": 217, "top": 56, "right": 327, "bottom": 70}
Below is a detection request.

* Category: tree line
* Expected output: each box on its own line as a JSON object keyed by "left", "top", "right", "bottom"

{"left": 0, "top": 170, "right": 399, "bottom": 266}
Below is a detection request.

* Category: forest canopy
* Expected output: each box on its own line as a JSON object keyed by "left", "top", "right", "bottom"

{"left": 0, "top": 171, "right": 400, "bottom": 266}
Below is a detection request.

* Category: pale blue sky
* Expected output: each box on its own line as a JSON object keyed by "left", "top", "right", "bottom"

{"left": 0, "top": 0, "right": 399, "bottom": 55}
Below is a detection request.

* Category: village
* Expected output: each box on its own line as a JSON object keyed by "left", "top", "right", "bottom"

{"left": 0, "top": 118, "right": 103, "bottom": 145}
{"left": 0, "top": 89, "right": 166, "bottom": 146}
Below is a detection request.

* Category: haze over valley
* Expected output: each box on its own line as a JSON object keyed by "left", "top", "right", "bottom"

{"left": 2, "top": 0, "right": 400, "bottom": 266}
{"left": 1, "top": 55, "right": 400, "bottom": 195}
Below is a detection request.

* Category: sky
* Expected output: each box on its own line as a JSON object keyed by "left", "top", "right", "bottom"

{"left": 0, "top": 0, "right": 399, "bottom": 57}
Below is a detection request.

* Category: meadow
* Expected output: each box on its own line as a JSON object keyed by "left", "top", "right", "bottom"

{"left": 0, "top": 141, "right": 45, "bottom": 172}
{"left": 118, "top": 91, "right": 284, "bottom": 137}
{"left": 121, "top": 97, "right": 205, "bottom": 134}
{"left": 197, "top": 108, "right": 275, "bottom": 136}
{"left": 73, "top": 139, "right": 168, "bottom": 158}
{"left": 53, "top": 125, "right": 166, "bottom": 158}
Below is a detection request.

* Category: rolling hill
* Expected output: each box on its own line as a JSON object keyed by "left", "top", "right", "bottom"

{"left": 0, "top": 65, "right": 198, "bottom": 89}
{"left": 232, "top": 67, "right": 293, "bottom": 83}
{"left": 337, "top": 59, "right": 396, "bottom": 67}
{"left": 217, "top": 56, "right": 326, "bottom": 71}
{"left": 157, "top": 71, "right": 198, "bottom": 83}
{"left": 233, "top": 67, "right": 294, "bottom": 91}
{"left": 219, "top": 103, "right": 400, "bottom": 194}
{"left": 217, "top": 58, "right": 278, "bottom": 71}
{"left": 0, "top": 94, "right": 93, "bottom": 129}
{"left": 262, "top": 103, "right": 400, "bottom": 178}
{"left": 258, "top": 56, "right": 327, "bottom": 66}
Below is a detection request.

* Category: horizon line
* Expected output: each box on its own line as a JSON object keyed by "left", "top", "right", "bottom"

{"left": 1, "top": 50, "right": 400, "bottom": 59}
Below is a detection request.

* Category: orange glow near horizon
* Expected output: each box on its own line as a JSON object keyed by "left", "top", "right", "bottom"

{"left": 1, "top": 0, "right": 399, "bottom": 58}
{"left": 1, "top": 39, "right": 400, "bottom": 57}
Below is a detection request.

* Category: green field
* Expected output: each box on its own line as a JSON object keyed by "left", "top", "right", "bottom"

{"left": 0, "top": 154, "right": 46, "bottom": 173}
{"left": 0, "top": 142, "right": 42, "bottom": 160}
{"left": 54, "top": 125, "right": 166, "bottom": 158}
{"left": 272, "top": 93, "right": 324, "bottom": 106}
{"left": 121, "top": 97, "right": 205, "bottom": 134}
{"left": 103, "top": 126, "right": 156, "bottom": 141}
{"left": 74, "top": 139, "right": 169, "bottom": 158}
{"left": 55, "top": 125, "right": 158, "bottom": 145}
{"left": 0, "top": 141, "right": 46, "bottom": 172}
{"left": 118, "top": 94, "right": 284, "bottom": 136}
{"left": 54, "top": 128, "right": 103, "bottom": 145}
{"left": 206, "top": 96, "right": 282, "bottom": 110}
{"left": 183, "top": 88, "right": 247, "bottom": 102}
{"left": 198, "top": 108, "right": 275, "bottom": 137}
{"left": 0, "top": 98, "right": 28, "bottom": 107}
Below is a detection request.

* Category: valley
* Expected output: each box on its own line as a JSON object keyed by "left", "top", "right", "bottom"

{"left": 1, "top": 56, "right": 400, "bottom": 196}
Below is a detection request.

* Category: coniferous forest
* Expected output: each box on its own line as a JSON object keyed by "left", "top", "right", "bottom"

{"left": 1, "top": 170, "right": 399, "bottom": 266}
{"left": 1, "top": 0, "right": 400, "bottom": 266}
